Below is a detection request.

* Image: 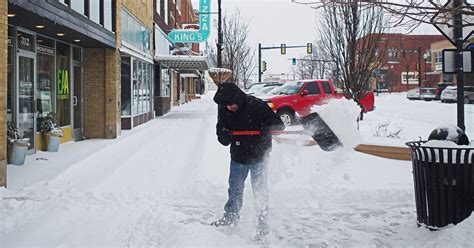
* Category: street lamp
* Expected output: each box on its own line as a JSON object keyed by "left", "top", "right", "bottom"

{"left": 217, "top": 0, "right": 223, "bottom": 68}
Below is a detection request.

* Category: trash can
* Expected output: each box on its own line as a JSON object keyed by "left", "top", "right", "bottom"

{"left": 8, "top": 138, "right": 30, "bottom": 165}
{"left": 45, "top": 132, "right": 61, "bottom": 152}
{"left": 406, "top": 141, "right": 474, "bottom": 229}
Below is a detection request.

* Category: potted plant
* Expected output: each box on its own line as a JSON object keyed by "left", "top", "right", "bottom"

{"left": 7, "top": 121, "right": 30, "bottom": 165}
{"left": 39, "top": 112, "right": 63, "bottom": 152}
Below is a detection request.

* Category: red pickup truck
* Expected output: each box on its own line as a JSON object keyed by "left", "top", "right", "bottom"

{"left": 261, "top": 79, "right": 375, "bottom": 126}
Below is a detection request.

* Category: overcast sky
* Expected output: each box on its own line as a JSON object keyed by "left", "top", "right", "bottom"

{"left": 191, "top": 0, "right": 441, "bottom": 81}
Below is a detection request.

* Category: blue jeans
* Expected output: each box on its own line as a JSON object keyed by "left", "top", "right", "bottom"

{"left": 224, "top": 159, "right": 269, "bottom": 227}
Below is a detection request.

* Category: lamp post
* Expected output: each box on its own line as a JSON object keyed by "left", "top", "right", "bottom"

{"left": 422, "top": 52, "right": 428, "bottom": 86}
{"left": 217, "top": 0, "right": 223, "bottom": 68}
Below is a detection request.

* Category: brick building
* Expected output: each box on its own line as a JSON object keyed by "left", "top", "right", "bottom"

{"left": 118, "top": 0, "right": 155, "bottom": 129}
{"left": 1, "top": 0, "right": 211, "bottom": 186}
{"left": 374, "top": 34, "right": 445, "bottom": 92}
{"left": 153, "top": 0, "right": 209, "bottom": 117}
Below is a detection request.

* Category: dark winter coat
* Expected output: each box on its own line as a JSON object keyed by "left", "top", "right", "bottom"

{"left": 214, "top": 83, "right": 285, "bottom": 165}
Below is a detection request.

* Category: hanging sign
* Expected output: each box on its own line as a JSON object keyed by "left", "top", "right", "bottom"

{"left": 168, "top": 0, "right": 210, "bottom": 43}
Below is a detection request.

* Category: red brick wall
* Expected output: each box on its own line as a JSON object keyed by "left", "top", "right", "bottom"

{"left": 377, "top": 34, "right": 445, "bottom": 92}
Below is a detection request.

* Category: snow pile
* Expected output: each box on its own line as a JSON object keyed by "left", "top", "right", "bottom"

{"left": 423, "top": 214, "right": 474, "bottom": 247}
{"left": 427, "top": 124, "right": 470, "bottom": 146}
{"left": 422, "top": 140, "right": 474, "bottom": 148}
{"left": 310, "top": 97, "right": 362, "bottom": 149}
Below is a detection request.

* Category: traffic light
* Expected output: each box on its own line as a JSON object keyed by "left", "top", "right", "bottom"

{"left": 307, "top": 43, "right": 313, "bottom": 54}
{"left": 292, "top": 58, "right": 297, "bottom": 65}
{"left": 261, "top": 61, "right": 267, "bottom": 72}
{"left": 281, "top": 44, "right": 286, "bottom": 55}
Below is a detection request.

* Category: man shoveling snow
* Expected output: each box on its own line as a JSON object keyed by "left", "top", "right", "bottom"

{"left": 211, "top": 83, "right": 285, "bottom": 239}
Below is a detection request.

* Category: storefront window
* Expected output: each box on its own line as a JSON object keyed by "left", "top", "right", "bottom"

{"left": 104, "top": 0, "right": 113, "bottom": 31}
{"left": 56, "top": 42, "right": 71, "bottom": 126}
{"left": 90, "top": 0, "right": 101, "bottom": 24}
{"left": 7, "top": 26, "right": 14, "bottom": 122}
{"left": 121, "top": 8, "right": 151, "bottom": 53}
{"left": 132, "top": 59, "right": 139, "bottom": 116}
{"left": 161, "top": 68, "right": 171, "bottom": 97}
{"left": 71, "top": 0, "right": 85, "bottom": 15}
{"left": 121, "top": 57, "right": 131, "bottom": 116}
{"left": 37, "top": 36, "right": 55, "bottom": 129}
{"left": 73, "top": 47, "right": 82, "bottom": 62}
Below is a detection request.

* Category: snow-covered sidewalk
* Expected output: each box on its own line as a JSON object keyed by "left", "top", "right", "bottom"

{"left": 1, "top": 92, "right": 473, "bottom": 247}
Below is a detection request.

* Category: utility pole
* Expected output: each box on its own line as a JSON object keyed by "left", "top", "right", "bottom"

{"left": 454, "top": 0, "right": 465, "bottom": 131}
{"left": 217, "top": 0, "right": 223, "bottom": 68}
{"left": 417, "top": 47, "right": 422, "bottom": 89}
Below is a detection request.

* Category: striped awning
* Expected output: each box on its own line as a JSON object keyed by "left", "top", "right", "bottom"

{"left": 154, "top": 55, "right": 210, "bottom": 70}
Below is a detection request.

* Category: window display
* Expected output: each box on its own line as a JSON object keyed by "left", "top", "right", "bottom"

{"left": 121, "top": 57, "right": 131, "bottom": 116}
{"left": 56, "top": 42, "right": 71, "bottom": 126}
{"left": 121, "top": 56, "right": 152, "bottom": 118}
{"left": 161, "top": 68, "right": 171, "bottom": 97}
{"left": 37, "top": 36, "right": 55, "bottom": 129}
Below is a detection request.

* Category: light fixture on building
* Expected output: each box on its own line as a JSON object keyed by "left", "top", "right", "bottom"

{"left": 7, "top": 13, "right": 16, "bottom": 17}
{"left": 74, "top": 39, "right": 81, "bottom": 43}
{"left": 35, "top": 25, "right": 45, "bottom": 29}
{"left": 57, "top": 33, "right": 65, "bottom": 37}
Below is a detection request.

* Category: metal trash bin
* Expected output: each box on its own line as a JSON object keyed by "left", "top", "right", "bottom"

{"left": 8, "top": 138, "right": 30, "bottom": 165}
{"left": 406, "top": 141, "right": 474, "bottom": 229}
{"left": 45, "top": 132, "right": 61, "bottom": 152}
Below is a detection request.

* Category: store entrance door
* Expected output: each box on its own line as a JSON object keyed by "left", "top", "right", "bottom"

{"left": 17, "top": 53, "right": 36, "bottom": 153}
{"left": 73, "top": 65, "right": 83, "bottom": 141}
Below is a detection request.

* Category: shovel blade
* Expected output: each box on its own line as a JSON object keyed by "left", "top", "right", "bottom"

{"left": 300, "top": 112, "right": 342, "bottom": 151}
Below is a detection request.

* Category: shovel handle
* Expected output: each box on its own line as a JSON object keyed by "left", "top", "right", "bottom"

{"left": 231, "top": 130, "right": 304, "bottom": 136}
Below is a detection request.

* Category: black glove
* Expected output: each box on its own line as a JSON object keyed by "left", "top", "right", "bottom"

{"left": 217, "top": 127, "right": 232, "bottom": 146}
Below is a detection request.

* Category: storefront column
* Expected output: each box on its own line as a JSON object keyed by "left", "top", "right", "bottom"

{"left": 105, "top": 49, "right": 120, "bottom": 138}
{"left": 0, "top": 1, "right": 7, "bottom": 187}
{"left": 83, "top": 48, "right": 120, "bottom": 139}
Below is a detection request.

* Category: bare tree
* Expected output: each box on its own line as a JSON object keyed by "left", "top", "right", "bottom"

{"left": 318, "top": 1, "right": 386, "bottom": 104}
{"left": 294, "top": 46, "right": 328, "bottom": 79}
{"left": 292, "top": 0, "right": 474, "bottom": 32}
{"left": 213, "top": 10, "right": 255, "bottom": 87}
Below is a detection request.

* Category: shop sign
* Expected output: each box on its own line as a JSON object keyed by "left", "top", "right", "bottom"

{"left": 37, "top": 45, "right": 54, "bottom": 56}
{"left": 141, "top": 31, "right": 150, "bottom": 51}
{"left": 17, "top": 31, "right": 35, "bottom": 52}
{"left": 57, "top": 69, "right": 69, "bottom": 99}
{"left": 168, "top": 0, "right": 210, "bottom": 43}
{"left": 401, "top": 72, "right": 419, "bottom": 84}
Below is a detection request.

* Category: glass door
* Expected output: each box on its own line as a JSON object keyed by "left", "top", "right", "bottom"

{"left": 17, "top": 53, "right": 36, "bottom": 153}
{"left": 73, "top": 65, "right": 83, "bottom": 140}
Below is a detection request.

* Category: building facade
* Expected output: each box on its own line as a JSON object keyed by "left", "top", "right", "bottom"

{"left": 374, "top": 34, "right": 445, "bottom": 92}
{"left": 119, "top": 0, "right": 154, "bottom": 129}
{"left": 153, "top": 0, "right": 209, "bottom": 117}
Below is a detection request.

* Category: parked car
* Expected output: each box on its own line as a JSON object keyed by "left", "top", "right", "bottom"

{"left": 262, "top": 79, "right": 375, "bottom": 126}
{"left": 253, "top": 83, "right": 283, "bottom": 98}
{"left": 435, "top": 82, "right": 454, "bottom": 99}
{"left": 420, "top": 87, "right": 437, "bottom": 101}
{"left": 245, "top": 81, "right": 280, "bottom": 93}
{"left": 407, "top": 87, "right": 421, "bottom": 100}
{"left": 441, "top": 86, "right": 474, "bottom": 104}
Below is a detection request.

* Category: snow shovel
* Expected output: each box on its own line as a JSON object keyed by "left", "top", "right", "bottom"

{"left": 231, "top": 113, "right": 343, "bottom": 151}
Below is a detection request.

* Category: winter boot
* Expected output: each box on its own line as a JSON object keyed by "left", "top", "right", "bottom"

{"left": 210, "top": 212, "right": 239, "bottom": 227}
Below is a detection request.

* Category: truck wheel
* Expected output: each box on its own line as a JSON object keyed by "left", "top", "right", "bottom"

{"left": 278, "top": 110, "right": 294, "bottom": 126}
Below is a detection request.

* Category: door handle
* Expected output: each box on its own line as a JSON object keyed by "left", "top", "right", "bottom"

{"left": 73, "top": 96, "right": 78, "bottom": 106}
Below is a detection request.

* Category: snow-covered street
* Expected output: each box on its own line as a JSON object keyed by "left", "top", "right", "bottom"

{"left": 1, "top": 92, "right": 473, "bottom": 247}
